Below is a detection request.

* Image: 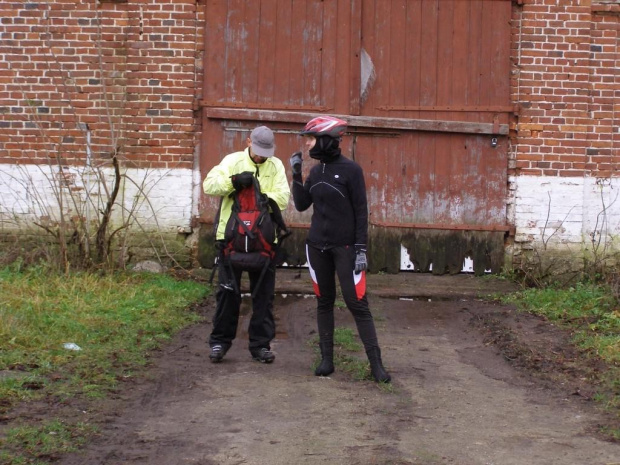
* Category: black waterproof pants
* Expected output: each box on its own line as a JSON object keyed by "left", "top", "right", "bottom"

{"left": 306, "top": 244, "right": 379, "bottom": 351}
{"left": 209, "top": 262, "right": 276, "bottom": 352}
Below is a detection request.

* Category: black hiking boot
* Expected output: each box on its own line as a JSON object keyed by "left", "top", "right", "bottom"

{"left": 251, "top": 348, "right": 275, "bottom": 363}
{"left": 366, "top": 347, "right": 391, "bottom": 383}
{"left": 209, "top": 344, "right": 228, "bottom": 363}
{"left": 315, "top": 341, "right": 334, "bottom": 377}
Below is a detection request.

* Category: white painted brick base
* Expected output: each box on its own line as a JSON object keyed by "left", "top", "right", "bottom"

{"left": 511, "top": 175, "right": 620, "bottom": 250}
{"left": 3, "top": 166, "right": 618, "bottom": 270}
{"left": 0, "top": 164, "right": 194, "bottom": 233}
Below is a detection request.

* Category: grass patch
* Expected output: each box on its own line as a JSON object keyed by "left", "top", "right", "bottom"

{"left": 500, "top": 282, "right": 619, "bottom": 364}
{"left": 333, "top": 326, "right": 362, "bottom": 351}
{"left": 500, "top": 281, "right": 620, "bottom": 436}
{"left": 0, "top": 267, "right": 210, "bottom": 464}
{"left": 0, "top": 420, "right": 97, "bottom": 465}
{"left": 309, "top": 327, "right": 392, "bottom": 389}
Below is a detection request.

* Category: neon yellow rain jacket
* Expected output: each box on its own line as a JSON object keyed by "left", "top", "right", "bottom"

{"left": 203, "top": 147, "right": 290, "bottom": 240}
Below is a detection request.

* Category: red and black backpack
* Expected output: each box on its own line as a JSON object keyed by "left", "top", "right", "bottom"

{"left": 221, "top": 177, "right": 289, "bottom": 289}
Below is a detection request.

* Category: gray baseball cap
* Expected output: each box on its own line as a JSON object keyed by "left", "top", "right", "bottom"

{"left": 250, "top": 126, "right": 275, "bottom": 158}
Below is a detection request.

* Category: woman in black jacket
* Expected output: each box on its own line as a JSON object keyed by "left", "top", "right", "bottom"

{"left": 289, "top": 116, "right": 391, "bottom": 383}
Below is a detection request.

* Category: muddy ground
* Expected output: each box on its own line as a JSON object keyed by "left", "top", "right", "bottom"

{"left": 14, "top": 273, "right": 620, "bottom": 464}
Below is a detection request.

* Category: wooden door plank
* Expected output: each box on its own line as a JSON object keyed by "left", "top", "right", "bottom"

{"left": 405, "top": 0, "right": 423, "bottom": 119}
{"left": 490, "top": 0, "right": 512, "bottom": 124}
{"left": 242, "top": 0, "right": 259, "bottom": 104}
{"left": 204, "top": 0, "right": 227, "bottom": 103}
{"left": 289, "top": 0, "right": 306, "bottom": 107}
{"left": 321, "top": 0, "right": 338, "bottom": 111}
{"left": 478, "top": 1, "right": 493, "bottom": 109}
{"left": 349, "top": 0, "right": 362, "bottom": 115}
{"left": 257, "top": 0, "right": 278, "bottom": 106}
{"left": 360, "top": 0, "right": 376, "bottom": 112}
{"left": 420, "top": 0, "right": 438, "bottom": 110}
{"left": 334, "top": 0, "right": 352, "bottom": 113}
{"left": 467, "top": 0, "right": 483, "bottom": 125}
{"left": 273, "top": 0, "right": 293, "bottom": 106}
{"left": 372, "top": 0, "right": 391, "bottom": 117}
{"left": 224, "top": 0, "right": 246, "bottom": 103}
{"left": 305, "top": 0, "right": 323, "bottom": 108}
{"left": 388, "top": 0, "right": 406, "bottom": 115}
{"left": 452, "top": 0, "right": 470, "bottom": 111}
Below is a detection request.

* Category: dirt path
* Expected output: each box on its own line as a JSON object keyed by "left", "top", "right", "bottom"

{"left": 57, "top": 283, "right": 620, "bottom": 465}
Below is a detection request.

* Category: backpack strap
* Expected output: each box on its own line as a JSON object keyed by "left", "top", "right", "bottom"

{"left": 231, "top": 210, "right": 256, "bottom": 239}
{"left": 267, "top": 197, "right": 291, "bottom": 243}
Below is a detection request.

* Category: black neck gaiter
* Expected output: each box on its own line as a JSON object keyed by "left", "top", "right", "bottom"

{"left": 309, "top": 136, "right": 341, "bottom": 163}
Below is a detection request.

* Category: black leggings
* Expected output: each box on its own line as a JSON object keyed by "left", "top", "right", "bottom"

{"left": 306, "top": 244, "right": 379, "bottom": 351}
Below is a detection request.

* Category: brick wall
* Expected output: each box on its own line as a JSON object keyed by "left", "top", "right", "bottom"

{"left": 0, "top": 0, "right": 204, "bottom": 266}
{"left": 513, "top": 0, "right": 618, "bottom": 177}
{"left": 510, "top": 0, "right": 620, "bottom": 265}
{"left": 0, "top": 0, "right": 202, "bottom": 168}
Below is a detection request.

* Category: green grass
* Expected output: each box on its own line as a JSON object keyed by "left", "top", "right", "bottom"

{"left": 500, "top": 281, "right": 620, "bottom": 436}
{"left": 0, "top": 267, "right": 210, "bottom": 464}
{"left": 310, "top": 327, "right": 392, "bottom": 389}
{"left": 501, "top": 282, "right": 620, "bottom": 364}
{"left": 333, "top": 326, "right": 362, "bottom": 351}
{"left": 1, "top": 420, "right": 97, "bottom": 465}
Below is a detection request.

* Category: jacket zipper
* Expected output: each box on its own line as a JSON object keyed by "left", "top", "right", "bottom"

{"left": 321, "top": 162, "right": 328, "bottom": 251}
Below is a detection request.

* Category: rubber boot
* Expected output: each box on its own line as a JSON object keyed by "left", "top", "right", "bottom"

{"left": 366, "top": 347, "right": 391, "bottom": 383}
{"left": 315, "top": 341, "right": 334, "bottom": 376}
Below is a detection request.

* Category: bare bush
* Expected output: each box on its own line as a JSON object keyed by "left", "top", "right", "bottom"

{"left": 0, "top": 3, "right": 187, "bottom": 272}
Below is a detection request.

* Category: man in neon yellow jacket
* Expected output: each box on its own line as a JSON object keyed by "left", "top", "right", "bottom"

{"left": 203, "top": 126, "right": 290, "bottom": 364}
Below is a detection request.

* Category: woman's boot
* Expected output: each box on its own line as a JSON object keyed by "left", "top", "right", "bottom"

{"left": 315, "top": 341, "right": 334, "bottom": 376}
{"left": 366, "top": 347, "right": 391, "bottom": 383}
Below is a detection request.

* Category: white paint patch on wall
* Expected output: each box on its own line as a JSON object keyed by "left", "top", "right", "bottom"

{"left": 0, "top": 164, "right": 194, "bottom": 233}
{"left": 512, "top": 175, "right": 620, "bottom": 248}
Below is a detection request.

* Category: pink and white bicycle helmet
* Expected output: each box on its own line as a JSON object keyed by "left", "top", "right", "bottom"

{"left": 299, "top": 116, "right": 347, "bottom": 138}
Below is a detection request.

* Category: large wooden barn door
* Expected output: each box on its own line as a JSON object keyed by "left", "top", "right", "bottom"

{"left": 355, "top": 0, "right": 513, "bottom": 274}
{"left": 199, "top": 0, "right": 513, "bottom": 274}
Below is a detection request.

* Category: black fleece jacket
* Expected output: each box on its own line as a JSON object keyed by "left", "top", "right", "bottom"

{"left": 292, "top": 154, "right": 368, "bottom": 250}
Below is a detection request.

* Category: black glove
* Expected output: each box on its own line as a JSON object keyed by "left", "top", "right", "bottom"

{"left": 231, "top": 171, "right": 254, "bottom": 191}
{"left": 354, "top": 246, "right": 367, "bottom": 273}
{"left": 290, "top": 151, "right": 303, "bottom": 175}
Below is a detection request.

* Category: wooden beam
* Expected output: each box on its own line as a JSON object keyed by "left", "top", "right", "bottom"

{"left": 370, "top": 221, "right": 513, "bottom": 233}
{"left": 200, "top": 219, "right": 514, "bottom": 235}
{"left": 376, "top": 105, "right": 514, "bottom": 112}
{"left": 204, "top": 107, "right": 509, "bottom": 135}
